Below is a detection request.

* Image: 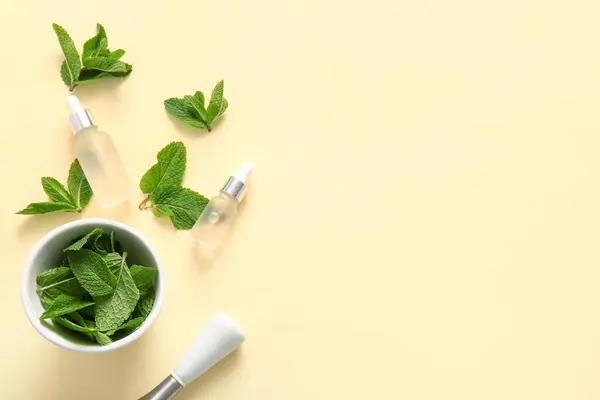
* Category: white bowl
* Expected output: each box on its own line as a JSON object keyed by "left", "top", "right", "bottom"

{"left": 21, "top": 218, "right": 165, "bottom": 353}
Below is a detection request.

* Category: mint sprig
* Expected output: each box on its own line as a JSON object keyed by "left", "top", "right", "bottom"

{"left": 52, "top": 23, "right": 133, "bottom": 91}
{"left": 164, "top": 80, "right": 228, "bottom": 131}
{"left": 139, "top": 142, "right": 209, "bottom": 230}
{"left": 17, "top": 159, "right": 93, "bottom": 215}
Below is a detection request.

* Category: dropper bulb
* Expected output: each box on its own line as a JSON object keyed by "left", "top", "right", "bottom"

{"left": 67, "top": 94, "right": 83, "bottom": 114}
{"left": 234, "top": 162, "right": 253, "bottom": 183}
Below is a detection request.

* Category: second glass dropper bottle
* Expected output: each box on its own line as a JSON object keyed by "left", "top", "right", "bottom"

{"left": 68, "top": 95, "right": 134, "bottom": 207}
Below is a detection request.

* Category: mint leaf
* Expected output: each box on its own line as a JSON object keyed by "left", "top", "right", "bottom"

{"left": 130, "top": 265, "right": 157, "bottom": 294}
{"left": 151, "top": 186, "right": 209, "bottom": 230}
{"left": 64, "top": 228, "right": 104, "bottom": 252}
{"left": 105, "top": 252, "right": 123, "bottom": 275}
{"left": 36, "top": 267, "right": 87, "bottom": 299}
{"left": 83, "top": 56, "right": 128, "bottom": 73}
{"left": 82, "top": 23, "right": 108, "bottom": 59}
{"left": 52, "top": 23, "right": 81, "bottom": 88}
{"left": 110, "top": 232, "right": 116, "bottom": 253}
{"left": 184, "top": 95, "right": 209, "bottom": 123}
{"left": 96, "top": 252, "right": 140, "bottom": 331}
{"left": 94, "top": 331, "right": 113, "bottom": 345}
{"left": 194, "top": 91, "right": 205, "bottom": 107}
{"left": 40, "top": 294, "right": 94, "bottom": 320}
{"left": 16, "top": 202, "right": 76, "bottom": 215}
{"left": 67, "top": 159, "right": 93, "bottom": 211}
{"left": 53, "top": 316, "right": 97, "bottom": 341}
{"left": 164, "top": 98, "right": 208, "bottom": 129}
{"left": 139, "top": 142, "right": 187, "bottom": 195}
{"left": 134, "top": 287, "right": 155, "bottom": 319}
{"left": 206, "top": 80, "right": 227, "bottom": 126}
{"left": 103, "top": 317, "right": 144, "bottom": 336}
{"left": 67, "top": 249, "right": 117, "bottom": 297}
{"left": 41, "top": 177, "right": 74, "bottom": 205}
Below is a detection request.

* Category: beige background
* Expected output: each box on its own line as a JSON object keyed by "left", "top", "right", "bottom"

{"left": 1, "top": 0, "right": 600, "bottom": 399}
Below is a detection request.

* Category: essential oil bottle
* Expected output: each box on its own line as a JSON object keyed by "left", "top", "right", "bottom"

{"left": 191, "top": 163, "right": 253, "bottom": 249}
{"left": 68, "top": 95, "right": 134, "bottom": 207}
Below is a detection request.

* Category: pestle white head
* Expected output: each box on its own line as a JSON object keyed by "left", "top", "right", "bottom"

{"left": 172, "top": 312, "right": 245, "bottom": 386}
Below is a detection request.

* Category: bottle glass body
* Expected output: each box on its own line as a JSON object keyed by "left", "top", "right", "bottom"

{"left": 74, "top": 127, "right": 133, "bottom": 207}
{"left": 191, "top": 192, "right": 239, "bottom": 249}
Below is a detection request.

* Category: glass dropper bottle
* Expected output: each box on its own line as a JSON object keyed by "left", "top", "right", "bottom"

{"left": 190, "top": 163, "right": 253, "bottom": 249}
{"left": 68, "top": 95, "right": 134, "bottom": 207}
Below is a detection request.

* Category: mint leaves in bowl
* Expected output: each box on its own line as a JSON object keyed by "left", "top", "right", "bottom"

{"left": 21, "top": 219, "right": 165, "bottom": 353}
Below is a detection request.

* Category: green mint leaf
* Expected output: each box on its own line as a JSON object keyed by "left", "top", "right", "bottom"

{"left": 134, "top": 287, "right": 155, "bottom": 319}
{"left": 41, "top": 177, "right": 74, "bottom": 205}
{"left": 139, "top": 141, "right": 187, "bottom": 194}
{"left": 16, "top": 202, "right": 77, "bottom": 215}
{"left": 92, "top": 234, "right": 112, "bottom": 255}
{"left": 184, "top": 95, "right": 209, "bottom": 123}
{"left": 110, "top": 232, "right": 116, "bottom": 253}
{"left": 194, "top": 91, "right": 205, "bottom": 107}
{"left": 110, "top": 62, "right": 132, "bottom": 77}
{"left": 53, "top": 316, "right": 97, "bottom": 341}
{"left": 67, "top": 159, "right": 93, "bottom": 211}
{"left": 95, "top": 252, "right": 140, "bottom": 331}
{"left": 93, "top": 331, "right": 113, "bottom": 345}
{"left": 40, "top": 294, "right": 94, "bottom": 320}
{"left": 103, "top": 317, "right": 144, "bottom": 336}
{"left": 150, "top": 186, "right": 209, "bottom": 230}
{"left": 83, "top": 56, "right": 128, "bottom": 73}
{"left": 82, "top": 23, "right": 109, "bottom": 59}
{"left": 52, "top": 23, "right": 81, "bottom": 88}
{"left": 36, "top": 267, "right": 87, "bottom": 298}
{"left": 67, "top": 248, "right": 117, "bottom": 297}
{"left": 78, "top": 69, "right": 110, "bottom": 83}
{"left": 64, "top": 228, "right": 104, "bottom": 252}
{"left": 130, "top": 265, "right": 158, "bottom": 294}
{"left": 164, "top": 98, "right": 208, "bottom": 129}
{"left": 105, "top": 252, "right": 123, "bottom": 275}
{"left": 206, "top": 80, "right": 227, "bottom": 126}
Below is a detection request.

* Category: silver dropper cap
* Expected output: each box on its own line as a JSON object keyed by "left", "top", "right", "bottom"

{"left": 68, "top": 95, "right": 96, "bottom": 133}
{"left": 221, "top": 162, "right": 253, "bottom": 202}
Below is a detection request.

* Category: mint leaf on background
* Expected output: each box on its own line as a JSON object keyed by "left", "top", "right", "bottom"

{"left": 52, "top": 23, "right": 81, "bottom": 89}
{"left": 184, "top": 95, "right": 209, "bottom": 123}
{"left": 164, "top": 98, "right": 208, "bottom": 129}
{"left": 164, "top": 80, "right": 227, "bottom": 131}
{"left": 67, "top": 159, "right": 93, "bottom": 211}
{"left": 83, "top": 57, "right": 128, "bottom": 73}
{"left": 95, "top": 253, "right": 140, "bottom": 331}
{"left": 18, "top": 159, "right": 92, "bottom": 215}
{"left": 53, "top": 22, "right": 133, "bottom": 89}
{"left": 206, "top": 80, "right": 227, "bottom": 125}
{"left": 42, "top": 177, "right": 74, "bottom": 205}
{"left": 139, "top": 142, "right": 187, "bottom": 195}
{"left": 151, "top": 186, "right": 209, "bottom": 230}
{"left": 40, "top": 294, "right": 94, "bottom": 320}
{"left": 67, "top": 249, "right": 117, "bottom": 297}
{"left": 17, "top": 202, "right": 76, "bottom": 215}
{"left": 82, "top": 23, "right": 108, "bottom": 59}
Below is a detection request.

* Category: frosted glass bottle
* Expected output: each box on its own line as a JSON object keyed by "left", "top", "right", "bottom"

{"left": 69, "top": 95, "right": 133, "bottom": 207}
{"left": 191, "top": 163, "right": 253, "bottom": 249}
